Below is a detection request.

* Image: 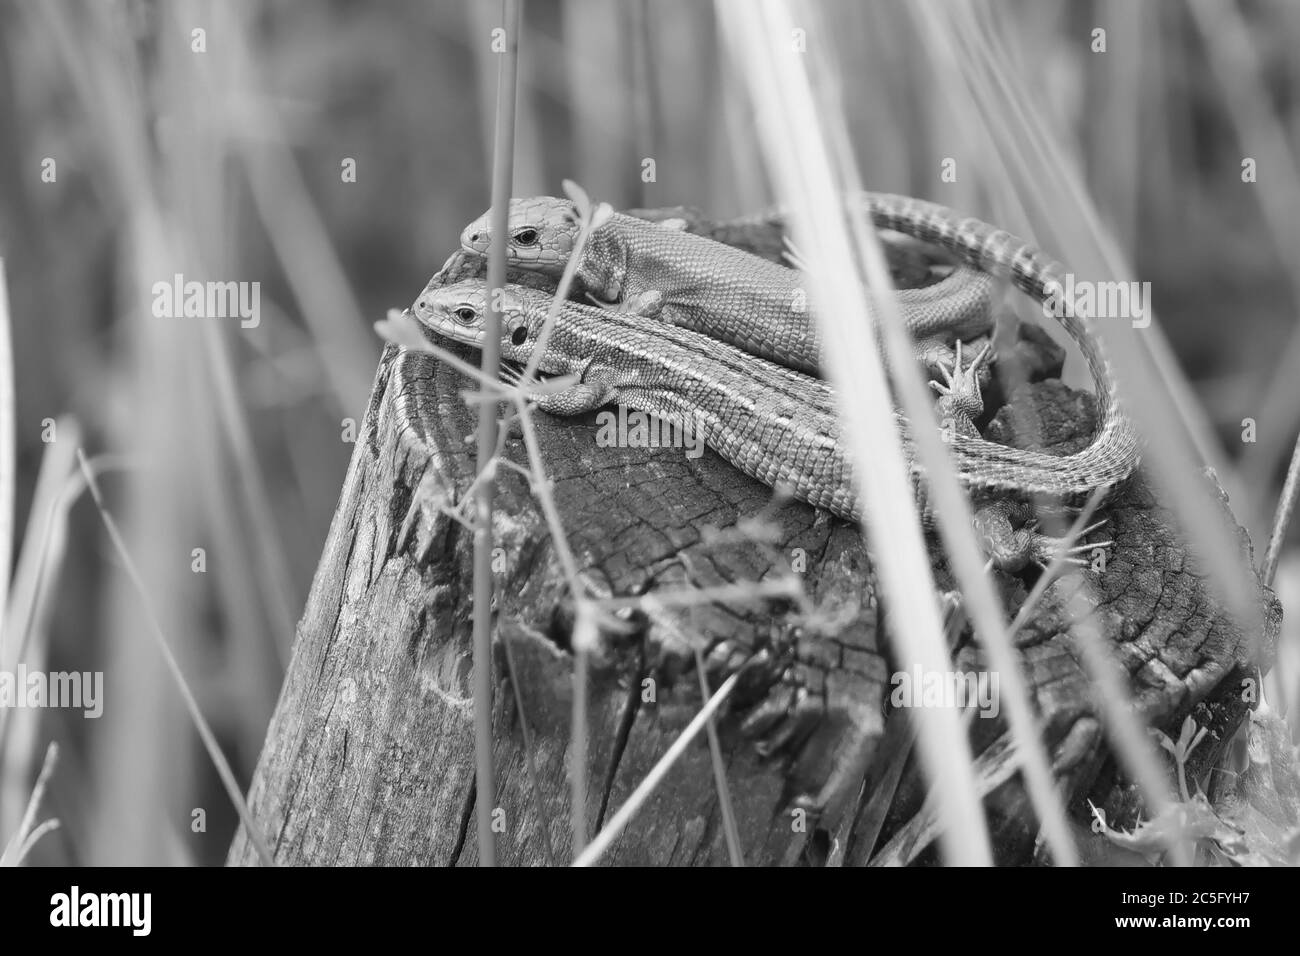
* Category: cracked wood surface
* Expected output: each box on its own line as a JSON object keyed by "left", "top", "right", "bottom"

{"left": 227, "top": 211, "right": 1281, "bottom": 867}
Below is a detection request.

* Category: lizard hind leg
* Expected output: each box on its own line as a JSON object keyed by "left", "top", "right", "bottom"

{"left": 912, "top": 336, "right": 956, "bottom": 380}
{"left": 972, "top": 500, "right": 1112, "bottom": 574}
{"left": 623, "top": 290, "right": 664, "bottom": 317}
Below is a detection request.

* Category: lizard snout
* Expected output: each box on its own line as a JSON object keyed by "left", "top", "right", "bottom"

{"left": 460, "top": 220, "right": 491, "bottom": 253}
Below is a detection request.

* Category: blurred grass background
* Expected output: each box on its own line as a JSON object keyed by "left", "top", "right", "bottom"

{"left": 0, "top": 0, "right": 1296, "bottom": 865}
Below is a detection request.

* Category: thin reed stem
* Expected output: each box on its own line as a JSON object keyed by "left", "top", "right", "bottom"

{"left": 472, "top": 0, "right": 523, "bottom": 868}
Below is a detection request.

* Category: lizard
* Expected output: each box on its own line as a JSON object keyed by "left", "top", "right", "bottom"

{"left": 459, "top": 191, "right": 1140, "bottom": 493}
{"left": 459, "top": 196, "right": 998, "bottom": 379}
{"left": 460, "top": 191, "right": 1129, "bottom": 424}
{"left": 410, "top": 278, "right": 1135, "bottom": 572}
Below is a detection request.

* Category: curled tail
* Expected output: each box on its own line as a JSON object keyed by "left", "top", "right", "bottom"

{"left": 863, "top": 192, "right": 1140, "bottom": 496}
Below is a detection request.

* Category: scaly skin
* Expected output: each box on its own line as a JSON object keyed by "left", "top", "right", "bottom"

{"left": 411, "top": 279, "right": 1133, "bottom": 571}
{"left": 460, "top": 197, "right": 996, "bottom": 376}
{"left": 460, "top": 191, "right": 1140, "bottom": 503}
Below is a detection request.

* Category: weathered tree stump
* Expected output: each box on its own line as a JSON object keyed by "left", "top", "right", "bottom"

{"left": 228, "top": 212, "right": 1282, "bottom": 867}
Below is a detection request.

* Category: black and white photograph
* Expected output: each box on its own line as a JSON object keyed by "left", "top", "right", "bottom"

{"left": 0, "top": 0, "right": 1294, "bottom": 924}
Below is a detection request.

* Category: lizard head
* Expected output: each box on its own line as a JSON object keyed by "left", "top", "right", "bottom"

{"left": 460, "top": 197, "right": 578, "bottom": 275}
{"left": 412, "top": 280, "right": 543, "bottom": 365}
{"left": 413, "top": 281, "right": 492, "bottom": 346}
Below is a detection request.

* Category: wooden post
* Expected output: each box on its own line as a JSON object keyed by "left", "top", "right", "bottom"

{"left": 228, "top": 214, "right": 1280, "bottom": 867}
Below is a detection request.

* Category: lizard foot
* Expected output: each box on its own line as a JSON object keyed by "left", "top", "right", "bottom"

{"left": 1024, "top": 517, "right": 1114, "bottom": 571}
{"left": 585, "top": 289, "right": 664, "bottom": 318}
{"left": 498, "top": 360, "right": 527, "bottom": 389}
{"left": 930, "top": 339, "right": 993, "bottom": 429}
{"left": 498, "top": 359, "right": 616, "bottom": 416}
{"left": 975, "top": 501, "right": 1114, "bottom": 573}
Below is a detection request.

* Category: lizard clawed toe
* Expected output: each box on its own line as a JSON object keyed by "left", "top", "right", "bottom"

{"left": 929, "top": 339, "right": 993, "bottom": 423}
{"left": 1027, "top": 522, "right": 1115, "bottom": 570}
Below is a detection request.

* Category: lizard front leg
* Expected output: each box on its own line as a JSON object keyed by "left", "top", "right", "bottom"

{"left": 499, "top": 359, "right": 618, "bottom": 416}
{"left": 532, "top": 382, "right": 618, "bottom": 416}
{"left": 930, "top": 339, "right": 992, "bottom": 437}
{"left": 514, "top": 375, "right": 617, "bottom": 416}
{"left": 912, "top": 335, "right": 991, "bottom": 386}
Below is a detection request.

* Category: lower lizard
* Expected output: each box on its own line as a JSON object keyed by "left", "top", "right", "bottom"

{"left": 411, "top": 279, "right": 1136, "bottom": 572}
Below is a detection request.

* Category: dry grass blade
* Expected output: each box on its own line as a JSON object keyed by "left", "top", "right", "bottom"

{"left": 1184, "top": 0, "right": 1300, "bottom": 517}
{"left": 627, "top": 0, "right": 662, "bottom": 208}
{"left": 0, "top": 261, "right": 13, "bottom": 657}
{"left": 715, "top": 0, "right": 991, "bottom": 864}
{"left": 377, "top": 128, "right": 625, "bottom": 876}
{"left": 919, "top": 0, "right": 1228, "bottom": 525}
{"left": 573, "top": 672, "right": 740, "bottom": 867}
{"left": 844, "top": 714, "right": 917, "bottom": 866}
{"left": 694, "top": 646, "right": 745, "bottom": 866}
{"left": 499, "top": 632, "right": 559, "bottom": 866}
{"left": 960, "top": 4, "right": 1263, "bottom": 643}
{"left": 570, "top": 608, "right": 594, "bottom": 858}
{"left": 869, "top": 731, "right": 1020, "bottom": 867}
{"left": 455, "top": 347, "right": 807, "bottom": 864}
{"left": 832, "top": 103, "right": 1078, "bottom": 867}
{"left": 521, "top": 188, "right": 614, "bottom": 390}
{"left": 0, "top": 741, "right": 59, "bottom": 867}
{"left": 379, "top": 313, "right": 517, "bottom": 393}
{"left": 193, "top": 323, "right": 298, "bottom": 666}
{"left": 1070, "top": 601, "right": 1190, "bottom": 866}
{"left": 912, "top": 4, "right": 1263, "bottom": 864}
{"left": 0, "top": 421, "right": 86, "bottom": 834}
{"left": 470, "top": 0, "right": 522, "bottom": 869}
{"left": 207, "top": 3, "right": 376, "bottom": 412}
{"left": 1262, "top": 432, "right": 1300, "bottom": 589}
{"left": 0, "top": 418, "right": 83, "bottom": 677}
{"left": 74, "top": 450, "right": 276, "bottom": 867}
{"left": 1006, "top": 487, "right": 1109, "bottom": 640}
{"left": 596, "top": 578, "right": 802, "bottom": 614}
{"left": 860, "top": 491, "right": 1112, "bottom": 866}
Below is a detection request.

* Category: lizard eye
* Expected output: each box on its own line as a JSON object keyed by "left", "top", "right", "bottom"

{"left": 453, "top": 307, "right": 478, "bottom": 324}
{"left": 513, "top": 228, "right": 539, "bottom": 246}
{"left": 510, "top": 326, "right": 528, "bottom": 346}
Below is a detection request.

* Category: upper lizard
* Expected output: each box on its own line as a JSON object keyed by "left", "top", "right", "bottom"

{"left": 460, "top": 196, "right": 996, "bottom": 377}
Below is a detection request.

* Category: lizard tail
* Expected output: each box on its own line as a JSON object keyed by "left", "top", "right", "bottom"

{"left": 863, "top": 192, "right": 1141, "bottom": 498}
